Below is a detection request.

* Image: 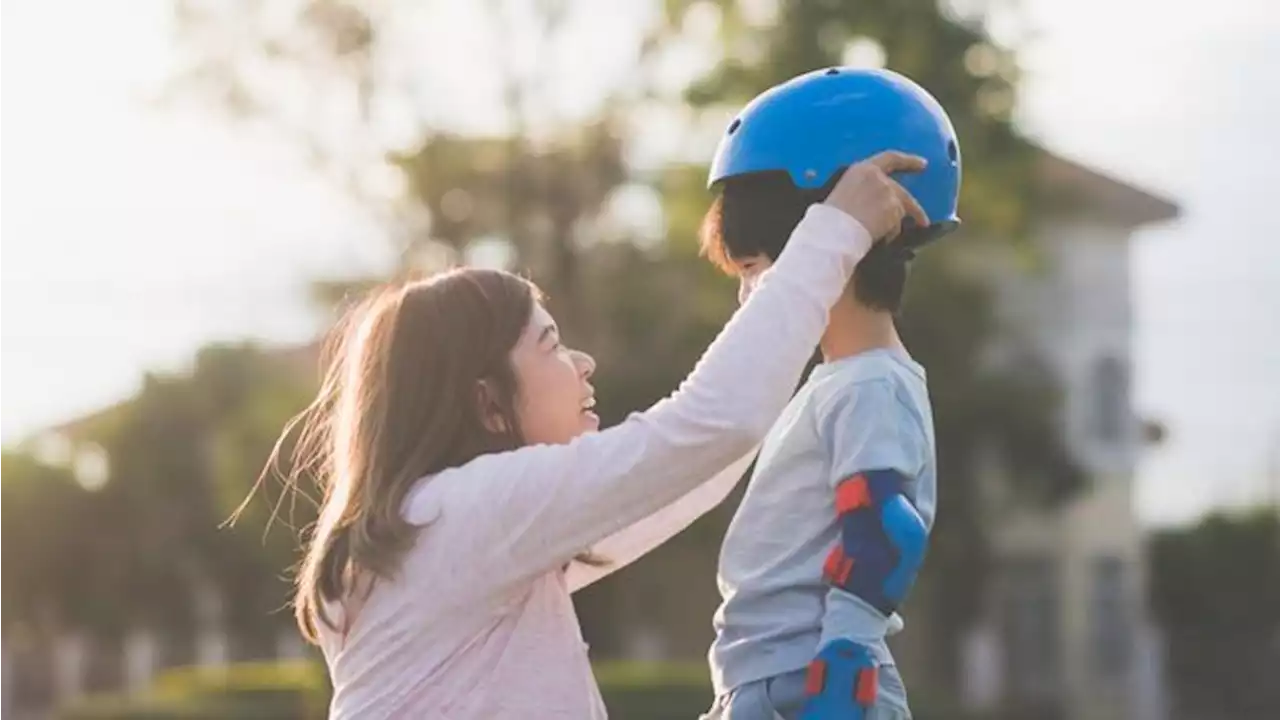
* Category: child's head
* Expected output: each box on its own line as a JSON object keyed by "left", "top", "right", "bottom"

{"left": 701, "top": 67, "right": 963, "bottom": 306}
{"left": 269, "top": 268, "right": 597, "bottom": 641}
{"left": 700, "top": 171, "right": 911, "bottom": 313}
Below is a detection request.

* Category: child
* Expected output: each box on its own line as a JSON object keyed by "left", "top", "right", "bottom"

{"left": 700, "top": 68, "right": 962, "bottom": 720}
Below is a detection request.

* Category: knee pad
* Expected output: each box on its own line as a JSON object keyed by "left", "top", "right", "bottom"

{"left": 822, "top": 469, "right": 928, "bottom": 615}
{"left": 798, "top": 639, "right": 878, "bottom": 720}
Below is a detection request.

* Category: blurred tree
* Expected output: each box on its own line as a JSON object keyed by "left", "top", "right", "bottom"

{"left": 2, "top": 452, "right": 99, "bottom": 636}
{"left": 1149, "top": 511, "right": 1280, "bottom": 720}
{"left": 166, "top": 0, "right": 654, "bottom": 342}
{"left": 2, "top": 344, "right": 318, "bottom": 653}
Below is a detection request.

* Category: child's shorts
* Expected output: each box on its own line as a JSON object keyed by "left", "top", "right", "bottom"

{"left": 700, "top": 664, "right": 911, "bottom": 720}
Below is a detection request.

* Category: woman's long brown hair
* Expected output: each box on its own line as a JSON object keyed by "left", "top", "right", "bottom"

{"left": 237, "top": 268, "right": 539, "bottom": 643}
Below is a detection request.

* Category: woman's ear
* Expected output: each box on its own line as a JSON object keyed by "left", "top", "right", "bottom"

{"left": 475, "top": 379, "right": 509, "bottom": 435}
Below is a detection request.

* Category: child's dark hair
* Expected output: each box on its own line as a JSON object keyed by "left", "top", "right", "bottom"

{"left": 700, "top": 171, "right": 910, "bottom": 312}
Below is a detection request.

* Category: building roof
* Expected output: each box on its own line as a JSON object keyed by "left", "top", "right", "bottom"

{"left": 1036, "top": 148, "right": 1181, "bottom": 227}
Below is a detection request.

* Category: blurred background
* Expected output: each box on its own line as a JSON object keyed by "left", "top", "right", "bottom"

{"left": 3, "top": 0, "right": 1279, "bottom": 718}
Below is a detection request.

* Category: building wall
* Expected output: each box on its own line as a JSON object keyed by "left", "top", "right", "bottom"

{"left": 970, "top": 217, "right": 1159, "bottom": 720}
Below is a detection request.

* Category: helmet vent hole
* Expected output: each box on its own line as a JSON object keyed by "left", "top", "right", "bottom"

{"left": 825, "top": 68, "right": 840, "bottom": 76}
{"left": 727, "top": 118, "right": 742, "bottom": 135}
{"left": 947, "top": 140, "right": 958, "bottom": 163}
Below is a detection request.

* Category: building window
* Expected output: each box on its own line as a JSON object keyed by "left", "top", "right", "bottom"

{"left": 1000, "top": 556, "right": 1061, "bottom": 703}
{"left": 1091, "top": 557, "right": 1131, "bottom": 682}
{"left": 1092, "top": 356, "right": 1128, "bottom": 443}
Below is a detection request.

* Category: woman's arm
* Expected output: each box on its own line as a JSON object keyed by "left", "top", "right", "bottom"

{"left": 563, "top": 448, "right": 758, "bottom": 592}
{"left": 416, "top": 204, "right": 872, "bottom": 589}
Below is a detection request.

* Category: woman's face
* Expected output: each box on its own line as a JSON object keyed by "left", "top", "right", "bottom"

{"left": 508, "top": 302, "right": 598, "bottom": 445}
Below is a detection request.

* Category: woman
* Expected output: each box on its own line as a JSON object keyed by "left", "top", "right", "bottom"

{"left": 264, "top": 152, "right": 925, "bottom": 717}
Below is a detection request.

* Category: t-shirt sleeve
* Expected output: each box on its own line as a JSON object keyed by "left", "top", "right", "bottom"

{"left": 816, "top": 379, "right": 926, "bottom": 489}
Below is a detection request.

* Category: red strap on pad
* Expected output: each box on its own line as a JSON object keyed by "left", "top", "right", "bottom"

{"left": 823, "top": 546, "right": 854, "bottom": 586}
{"left": 835, "top": 474, "right": 872, "bottom": 514}
{"left": 855, "top": 666, "right": 879, "bottom": 705}
{"left": 805, "top": 659, "right": 828, "bottom": 696}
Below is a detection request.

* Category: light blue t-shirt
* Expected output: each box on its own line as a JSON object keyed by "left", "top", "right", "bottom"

{"left": 709, "top": 347, "right": 937, "bottom": 705}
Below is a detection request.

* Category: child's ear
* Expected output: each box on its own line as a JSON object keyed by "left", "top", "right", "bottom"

{"left": 474, "top": 380, "right": 509, "bottom": 435}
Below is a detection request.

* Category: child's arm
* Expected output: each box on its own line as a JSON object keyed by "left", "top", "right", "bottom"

{"left": 800, "top": 380, "right": 930, "bottom": 719}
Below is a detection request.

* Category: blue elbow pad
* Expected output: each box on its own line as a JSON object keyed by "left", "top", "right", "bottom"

{"left": 822, "top": 469, "right": 929, "bottom": 615}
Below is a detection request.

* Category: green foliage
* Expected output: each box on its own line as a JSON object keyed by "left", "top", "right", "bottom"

{"left": 2, "top": 452, "right": 100, "bottom": 630}
{"left": 57, "top": 659, "right": 995, "bottom": 720}
{"left": 4, "top": 343, "right": 318, "bottom": 637}
{"left": 151, "top": 661, "right": 329, "bottom": 719}
{"left": 596, "top": 661, "right": 713, "bottom": 720}
{"left": 1149, "top": 511, "right": 1280, "bottom": 719}
{"left": 58, "top": 661, "right": 328, "bottom": 720}
{"left": 58, "top": 697, "right": 212, "bottom": 720}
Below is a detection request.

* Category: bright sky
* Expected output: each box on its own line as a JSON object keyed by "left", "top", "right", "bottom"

{"left": 1015, "top": 0, "right": 1280, "bottom": 524}
{"left": 3, "top": 0, "right": 1278, "bottom": 526}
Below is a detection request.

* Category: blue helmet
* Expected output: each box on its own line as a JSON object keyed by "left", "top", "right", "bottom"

{"left": 708, "top": 67, "right": 961, "bottom": 246}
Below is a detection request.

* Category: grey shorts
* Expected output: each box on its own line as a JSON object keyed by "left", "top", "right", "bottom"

{"left": 700, "top": 666, "right": 911, "bottom": 720}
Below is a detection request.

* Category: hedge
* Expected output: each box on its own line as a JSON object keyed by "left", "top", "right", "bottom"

{"left": 59, "top": 659, "right": 983, "bottom": 719}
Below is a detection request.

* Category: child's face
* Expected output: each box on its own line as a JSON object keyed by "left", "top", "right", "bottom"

{"left": 733, "top": 253, "right": 773, "bottom": 305}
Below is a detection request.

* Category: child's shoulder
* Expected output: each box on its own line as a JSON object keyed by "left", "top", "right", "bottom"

{"left": 807, "top": 351, "right": 920, "bottom": 396}
{"left": 803, "top": 352, "right": 928, "bottom": 422}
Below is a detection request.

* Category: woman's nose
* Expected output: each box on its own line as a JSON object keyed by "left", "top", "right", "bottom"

{"left": 571, "top": 349, "right": 596, "bottom": 379}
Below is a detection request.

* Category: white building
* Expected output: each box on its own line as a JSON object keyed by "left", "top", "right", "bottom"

{"left": 960, "top": 150, "right": 1180, "bottom": 720}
